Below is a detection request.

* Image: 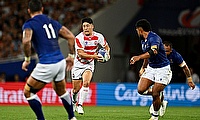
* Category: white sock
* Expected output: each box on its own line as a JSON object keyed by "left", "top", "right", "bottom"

{"left": 78, "top": 86, "right": 89, "bottom": 105}
{"left": 60, "top": 91, "right": 72, "bottom": 105}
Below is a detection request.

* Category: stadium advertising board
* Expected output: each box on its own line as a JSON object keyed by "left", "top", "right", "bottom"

{"left": 0, "top": 82, "right": 96, "bottom": 106}
{"left": 97, "top": 83, "right": 200, "bottom": 106}
{"left": 0, "top": 82, "right": 199, "bottom": 106}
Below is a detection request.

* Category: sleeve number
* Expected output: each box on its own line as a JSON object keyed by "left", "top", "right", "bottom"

{"left": 43, "top": 23, "right": 56, "bottom": 39}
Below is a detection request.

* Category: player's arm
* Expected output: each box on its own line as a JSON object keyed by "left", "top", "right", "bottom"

{"left": 22, "top": 29, "right": 32, "bottom": 58}
{"left": 22, "top": 28, "right": 32, "bottom": 71}
{"left": 104, "top": 44, "right": 110, "bottom": 53}
{"left": 180, "top": 61, "right": 195, "bottom": 89}
{"left": 139, "top": 59, "right": 148, "bottom": 76}
{"left": 77, "top": 49, "right": 100, "bottom": 60}
{"left": 103, "top": 44, "right": 110, "bottom": 60}
{"left": 130, "top": 45, "right": 158, "bottom": 64}
{"left": 180, "top": 61, "right": 191, "bottom": 78}
{"left": 59, "top": 26, "right": 75, "bottom": 55}
{"left": 59, "top": 26, "right": 75, "bottom": 71}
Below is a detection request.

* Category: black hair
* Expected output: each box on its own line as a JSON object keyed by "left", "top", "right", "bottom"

{"left": 135, "top": 19, "right": 152, "bottom": 32}
{"left": 28, "top": 0, "right": 42, "bottom": 13}
{"left": 163, "top": 41, "right": 173, "bottom": 48}
{"left": 82, "top": 17, "right": 93, "bottom": 24}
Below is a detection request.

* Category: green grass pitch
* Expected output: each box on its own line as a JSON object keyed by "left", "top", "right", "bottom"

{"left": 0, "top": 106, "right": 199, "bottom": 120}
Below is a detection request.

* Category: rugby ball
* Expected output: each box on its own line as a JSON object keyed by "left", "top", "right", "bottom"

{"left": 98, "top": 48, "right": 109, "bottom": 63}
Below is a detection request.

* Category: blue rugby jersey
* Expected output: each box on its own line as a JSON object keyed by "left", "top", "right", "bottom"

{"left": 141, "top": 31, "right": 170, "bottom": 68}
{"left": 22, "top": 14, "right": 64, "bottom": 64}
{"left": 167, "top": 49, "right": 184, "bottom": 65}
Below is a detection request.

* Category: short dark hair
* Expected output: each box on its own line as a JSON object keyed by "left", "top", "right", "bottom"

{"left": 28, "top": 0, "right": 42, "bottom": 13}
{"left": 163, "top": 41, "right": 173, "bottom": 48}
{"left": 135, "top": 19, "right": 152, "bottom": 32}
{"left": 82, "top": 17, "right": 93, "bottom": 24}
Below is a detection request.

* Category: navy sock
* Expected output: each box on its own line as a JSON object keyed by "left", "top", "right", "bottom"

{"left": 60, "top": 93, "right": 75, "bottom": 119}
{"left": 28, "top": 99, "right": 45, "bottom": 120}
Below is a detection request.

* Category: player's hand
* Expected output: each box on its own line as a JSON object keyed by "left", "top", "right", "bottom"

{"left": 188, "top": 81, "right": 195, "bottom": 90}
{"left": 22, "top": 61, "right": 30, "bottom": 71}
{"left": 97, "top": 55, "right": 104, "bottom": 62}
{"left": 66, "top": 57, "right": 74, "bottom": 71}
{"left": 93, "top": 53, "right": 102, "bottom": 61}
{"left": 130, "top": 56, "right": 140, "bottom": 65}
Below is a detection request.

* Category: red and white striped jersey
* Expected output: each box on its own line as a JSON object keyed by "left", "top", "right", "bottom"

{"left": 75, "top": 31, "right": 108, "bottom": 64}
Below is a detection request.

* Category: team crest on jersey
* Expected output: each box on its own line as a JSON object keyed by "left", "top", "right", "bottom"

{"left": 85, "top": 41, "right": 88, "bottom": 45}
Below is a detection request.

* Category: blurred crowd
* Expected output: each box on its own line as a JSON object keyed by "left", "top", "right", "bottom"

{"left": 0, "top": 0, "right": 115, "bottom": 60}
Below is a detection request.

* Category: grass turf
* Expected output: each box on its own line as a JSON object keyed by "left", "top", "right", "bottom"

{"left": 0, "top": 106, "right": 199, "bottom": 120}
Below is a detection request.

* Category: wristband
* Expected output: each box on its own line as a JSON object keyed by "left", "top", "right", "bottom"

{"left": 25, "top": 56, "right": 30, "bottom": 62}
{"left": 187, "top": 77, "right": 192, "bottom": 82}
{"left": 68, "top": 53, "right": 75, "bottom": 58}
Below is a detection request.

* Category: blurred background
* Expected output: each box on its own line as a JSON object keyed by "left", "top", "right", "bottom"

{"left": 0, "top": 0, "right": 200, "bottom": 84}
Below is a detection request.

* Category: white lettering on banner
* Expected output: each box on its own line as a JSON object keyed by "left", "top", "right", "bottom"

{"left": 164, "top": 86, "right": 185, "bottom": 101}
{"left": 42, "top": 88, "right": 58, "bottom": 103}
{"left": 114, "top": 84, "right": 200, "bottom": 106}
{"left": 0, "top": 86, "right": 93, "bottom": 104}
{"left": 0, "top": 87, "right": 27, "bottom": 103}
{"left": 114, "top": 84, "right": 151, "bottom": 106}
{"left": 41, "top": 88, "right": 92, "bottom": 103}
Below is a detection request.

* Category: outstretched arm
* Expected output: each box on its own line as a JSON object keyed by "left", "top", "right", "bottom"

{"left": 130, "top": 45, "right": 158, "bottom": 65}
{"left": 130, "top": 52, "right": 150, "bottom": 65}
{"left": 181, "top": 63, "right": 195, "bottom": 90}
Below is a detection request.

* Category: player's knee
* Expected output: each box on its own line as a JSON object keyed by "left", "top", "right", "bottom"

{"left": 72, "top": 88, "right": 80, "bottom": 94}
{"left": 82, "top": 81, "right": 90, "bottom": 87}
{"left": 152, "top": 91, "right": 160, "bottom": 98}
{"left": 24, "top": 83, "right": 39, "bottom": 98}
{"left": 138, "top": 89, "right": 145, "bottom": 95}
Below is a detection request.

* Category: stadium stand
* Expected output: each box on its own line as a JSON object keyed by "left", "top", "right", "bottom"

{"left": 0, "top": 0, "right": 116, "bottom": 61}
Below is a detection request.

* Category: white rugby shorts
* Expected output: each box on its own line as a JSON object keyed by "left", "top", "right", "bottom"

{"left": 141, "top": 64, "right": 172, "bottom": 85}
{"left": 71, "top": 60, "right": 94, "bottom": 80}
{"left": 31, "top": 59, "right": 66, "bottom": 83}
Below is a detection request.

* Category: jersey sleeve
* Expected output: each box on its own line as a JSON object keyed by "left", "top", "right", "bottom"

{"left": 149, "top": 36, "right": 160, "bottom": 50}
{"left": 22, "top": 21, "right": 32, "bottom": 31}
{"left": 98, "top": 33, "right": 107, "bottom": 47}
{"left": 75, "top": 34, "right": 85, "bottom": 50}
{"left": 173, "top": 51, "right": 184, "bottom": 65}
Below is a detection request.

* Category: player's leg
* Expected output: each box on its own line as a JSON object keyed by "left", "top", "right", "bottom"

{"left": 53, "top": 59, "right": 76, "bottom": 120}
{"left": 77, "top": 69, "right": 92, "bottom": 114}
{"left": 154, "top": 65, "right": 172, "bottom": 118}
{"left": 71, "top": 80, "right": 82, "bottom": 112}
{"left": 150, "top": 83, "right": 166, "bottom": 120}
{"left": 159, "top": 99, "right": 168, "bottom": 116}
{"left": 24, "top": 76, "right": 46, "bottom": 120}
{"left": 149, "top": 88, "right": 165, "bottom": 115}
{"left": 137, "top": 77, "right": 154, "bottom": 95}
{"left": 159, "top": 91, "right": 168, "bottom": 117}
{"left": 53, "top": 80, "right": 76, "bottom": 120}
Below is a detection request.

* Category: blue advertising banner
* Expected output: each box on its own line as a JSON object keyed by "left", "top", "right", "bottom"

{"left": 97, "top": 83, "right": 200, "bottom": 106}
